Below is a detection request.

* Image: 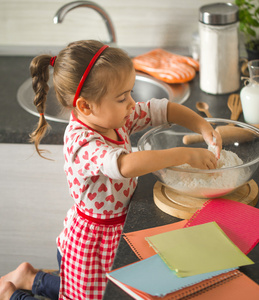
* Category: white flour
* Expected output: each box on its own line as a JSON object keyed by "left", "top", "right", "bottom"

{"left": 159, "top": 149, "right": 250, "bottom": 198}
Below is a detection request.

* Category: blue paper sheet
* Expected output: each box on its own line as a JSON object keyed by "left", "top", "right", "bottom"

{"left": 107, "top": 254, "right": 235, "bottom": 296}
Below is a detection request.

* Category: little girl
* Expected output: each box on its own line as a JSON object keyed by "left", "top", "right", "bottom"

{"left": 0, "top": 40, "right": 221, "bottom": 300}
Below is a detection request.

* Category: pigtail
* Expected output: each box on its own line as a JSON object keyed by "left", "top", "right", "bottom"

{"left": 29, "top": 55, "right": 52, "bottom": 158}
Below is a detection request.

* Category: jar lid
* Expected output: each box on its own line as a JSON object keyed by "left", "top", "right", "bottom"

{"left": 199, "top": 3, "right": 239, "bottom": 25}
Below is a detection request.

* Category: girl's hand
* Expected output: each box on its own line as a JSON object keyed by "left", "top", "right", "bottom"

{"left": 184, "top": 148, "right": 218, "bottom": 170}
{"left": 201, "top": 128, "right": 222, "bottom": 159}
{"left": 166, "top": 102, "right": 222, "bottom": 158}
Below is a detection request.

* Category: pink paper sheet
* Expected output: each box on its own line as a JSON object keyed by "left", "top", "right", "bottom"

{"left": 184, "top": 198, "right": 259, "bottom": 254}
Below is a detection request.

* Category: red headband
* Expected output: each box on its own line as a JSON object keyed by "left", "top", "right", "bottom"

{"left": 73, "top": 45, "right": 109, "bottom": 107}
{"left": 50, "top": 56, "right": 57, "bottom": 67}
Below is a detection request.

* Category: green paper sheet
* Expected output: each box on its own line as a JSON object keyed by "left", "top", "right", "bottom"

{"left": 146, "top": 222, "right": 254, "bottom": 277}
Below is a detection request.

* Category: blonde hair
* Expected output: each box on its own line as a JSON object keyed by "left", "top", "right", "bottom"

{"left": 29, "top": 40, "right": 133, "bottom": 158}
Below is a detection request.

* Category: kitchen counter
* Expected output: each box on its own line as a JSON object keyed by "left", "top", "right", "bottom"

{"left": 0, "top": 55, "right": 243, "bottom": 146}
{"left": 0, "top": 55, "right": 258, "bottom": 298}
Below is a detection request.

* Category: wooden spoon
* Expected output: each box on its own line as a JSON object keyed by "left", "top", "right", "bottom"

{"left": 196, "top": 102, "right": 213, "bottom": 118}
{"left": 227, "top": 94, "right": 242, "bottom": 121}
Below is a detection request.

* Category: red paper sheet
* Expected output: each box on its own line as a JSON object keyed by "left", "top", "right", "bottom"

{"left": 185, "top": 198, "right": 259, "bottom": 254}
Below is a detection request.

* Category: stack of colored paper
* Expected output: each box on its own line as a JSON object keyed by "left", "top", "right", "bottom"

{"left": 107, "top": 222, "right": 256, "bottom": 299}
{"left": 106, "top": 199, "right": 259, "bottom": 299}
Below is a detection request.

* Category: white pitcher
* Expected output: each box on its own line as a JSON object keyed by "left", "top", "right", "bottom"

{"left": 240, "top": 60, "right": 259, "bottom": 124}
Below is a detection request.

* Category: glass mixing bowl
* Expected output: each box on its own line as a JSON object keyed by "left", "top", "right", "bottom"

{"left": 137, "top": 118, "right": 259, "bottom": 198}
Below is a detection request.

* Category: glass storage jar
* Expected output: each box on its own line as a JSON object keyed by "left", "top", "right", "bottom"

{"left": 199, "top": 3, "right": 240, "bottom": 94}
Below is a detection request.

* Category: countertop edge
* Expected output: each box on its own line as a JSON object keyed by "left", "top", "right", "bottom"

{"left": 0, "top": 45, "right": 189, "bottom": 57}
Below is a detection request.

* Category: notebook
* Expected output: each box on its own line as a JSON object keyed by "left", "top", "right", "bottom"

{"left": 107, "top": 256, "right": 259, "bottom": 300}
{"left": 146, "top": 222, "right": 254, "bottom": 277}
{"left": 184, "top": 198, "right": 259, "bottom": 254}
{"left": 107, "top": 254, "right": 235, "bottom": 296}
{"left": 123, "top": 220, "right": 187, "bottom": 260}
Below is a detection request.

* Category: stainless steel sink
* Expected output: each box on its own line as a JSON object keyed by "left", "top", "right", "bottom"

{"left": 17, "top": 72, "right": 190, "bottom": 123}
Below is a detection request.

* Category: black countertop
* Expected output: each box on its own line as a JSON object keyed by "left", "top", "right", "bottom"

{"left": 0, "top": 56, "right": 258, "bottom": 299}
{"left": 0, "top": 55, "right": 245, "bottom": 146}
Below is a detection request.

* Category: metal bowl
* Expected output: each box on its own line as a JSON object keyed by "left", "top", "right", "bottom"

{"left": 137, "top": 118, "right": 259, "bottom": 198}
{"left": 17, "top": 71, "right": 190, "bottom": 123}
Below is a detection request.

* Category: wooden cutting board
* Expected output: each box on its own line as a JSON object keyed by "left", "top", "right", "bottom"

{"left": 153, "top": 180, "right": 258, "bottom": 219}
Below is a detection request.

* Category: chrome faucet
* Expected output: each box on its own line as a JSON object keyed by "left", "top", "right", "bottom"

{"left": 53, "top": 1, "right": 117, "bottom": 45}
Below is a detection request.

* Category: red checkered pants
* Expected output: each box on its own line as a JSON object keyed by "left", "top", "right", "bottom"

{"left": 58, "top": 210, "right": 124, "bottom": 300}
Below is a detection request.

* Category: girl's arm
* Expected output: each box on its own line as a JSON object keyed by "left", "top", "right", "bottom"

{"left": 167, "top": 102, "right": 210, "bottom": 132}
{"left": 117, "top": 102, "right": 222, "bottom": 179}
{"left": 167, "top": 102, "right": 222, "bottom": 157}
{"left": 117, "top": 147, "right": 217, "bottom": 178}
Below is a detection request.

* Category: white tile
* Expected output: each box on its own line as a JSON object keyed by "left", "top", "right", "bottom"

{"left": 0, "top": 0, "right": 228, "bottom": 50}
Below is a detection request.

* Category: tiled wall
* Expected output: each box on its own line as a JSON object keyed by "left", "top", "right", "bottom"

{"left": 0, "top": 0, "right": 229, "bottom": 49}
